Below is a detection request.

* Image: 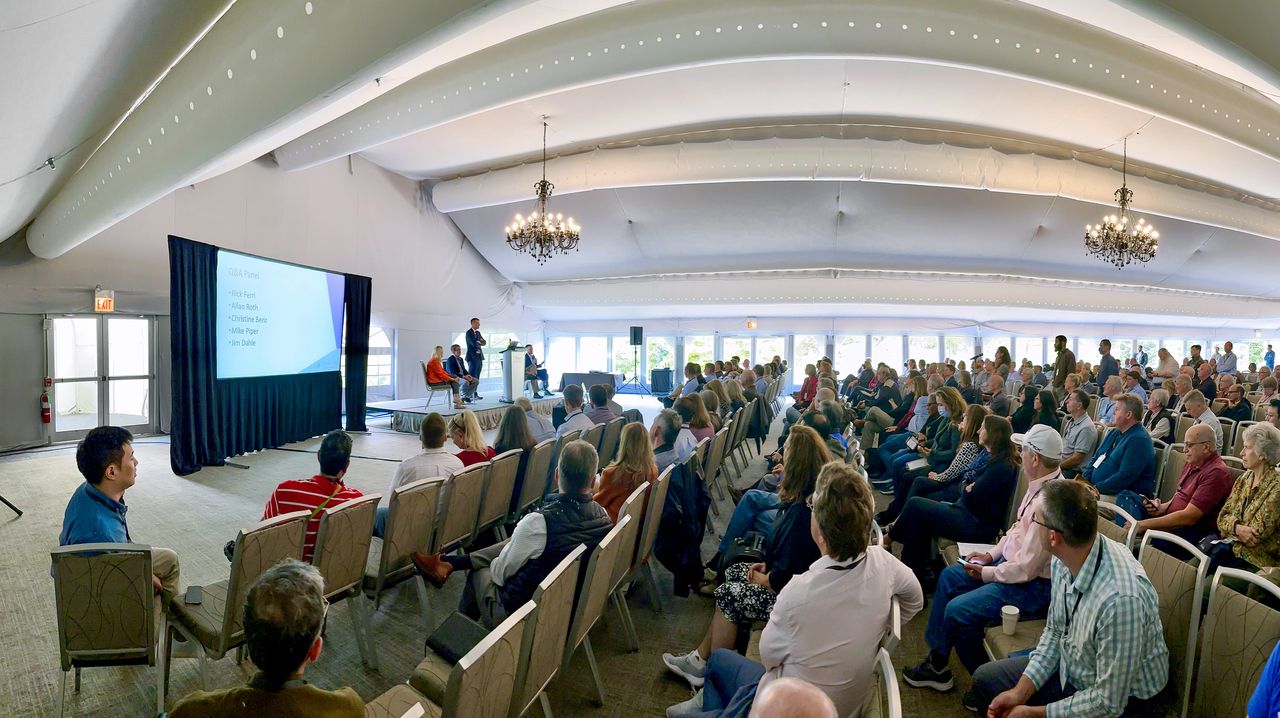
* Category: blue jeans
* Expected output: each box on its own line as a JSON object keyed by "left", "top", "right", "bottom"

{"left": 876, "top": 432, "right": 912, "bottom": 472}
{"left": 691, "top": 649, "right": 766, "bottom": 717}
{"left": 926, "top": 563, "right": 1052, "bottom": 674}
{"left": 373, "top": 506, "right": 389, "bottom": 539}
{"left": 717, "top": 490, "right": 780, "bottom": 555}
{"left": 883, "top": 447, "right": 922, "bottom": 485}
{"left": 969, "top": 655, "right": 1158, "bottom": 717}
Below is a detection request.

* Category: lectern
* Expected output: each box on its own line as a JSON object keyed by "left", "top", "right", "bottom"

{"left": 500, "top": 345, "right": 523, "bottom": 403}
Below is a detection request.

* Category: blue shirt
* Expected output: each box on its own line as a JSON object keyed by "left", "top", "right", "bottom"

{"left": 59, "top": 482, "right": 131, "bottom": 545}
{"left": 1219, "top": 351, "right": 1238, "bottom": 376}
{"left": 1249, "top": 639, "right": 1280, "bottom": 718}
{"left": 1266, "top": 350, "right": 1276, "bottom": 370}
{"left": 1096, "top": 354, "right": 1119, "bottom": 391}
{"left": 1081, "top": 423, "right": 1156, "bottom": 496}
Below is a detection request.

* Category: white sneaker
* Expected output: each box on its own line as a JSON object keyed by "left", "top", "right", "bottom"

{"left": 662, "top": 649, "right": 706, "bottom": 688}
{"left": 666, "top": 688, "right": 704, "bottom": 717}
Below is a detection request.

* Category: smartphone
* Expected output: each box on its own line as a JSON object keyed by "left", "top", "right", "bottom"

{"left": 184, "top": 585, "right": 203, "bottom": 605}
{"left": 956, "top": 557, "right": 978, "bottom": 566}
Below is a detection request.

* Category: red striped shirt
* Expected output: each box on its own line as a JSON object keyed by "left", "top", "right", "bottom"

{"left": 261, "top": 475, "right": 363, "bottom": 562}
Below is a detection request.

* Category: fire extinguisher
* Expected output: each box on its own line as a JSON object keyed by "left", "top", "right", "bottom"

{"left": 41, "top": 391, "right": 51, "bottom": 424}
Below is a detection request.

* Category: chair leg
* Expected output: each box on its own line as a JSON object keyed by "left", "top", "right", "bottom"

{"left": 611, "top": 591, "right": 639, "bottom": 652}
{"left": 348, "top": 597, "right": 379, "bottom": 671}
{"left": 538, "top": 691, "right": 554, "bottom": 718}
{"left": 581, "top": 636, "right": 606, "bottom": 706}
{"left": 74, "top": 666, "right": 80, "bottom": 692}
{"left": 196, "top": 643, "right": 208, "bottom": 691}
{"left": 59, "top": 669, "right": 67, "bottom": 718}
{"left": 158, "top": 621, "right": 171, "bottom": 716}
{"left": 642, "top": 562, "right": 665, "bottom": 614}
{"left": 414, "top": 575, "right": 434, "bottom": 635}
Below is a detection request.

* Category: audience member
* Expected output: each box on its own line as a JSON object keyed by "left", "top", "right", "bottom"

{"left": 858, "top": 374, "right": 922, "bottom": 447}
{"left": 604, "top": 383, "right": 626, "bottom": 417}
{"left": 261, "top": 430, "right": 363, "bottom": 562}
{"left": 1032, "top": 389, "right": 1059, "bottom": 429}
{"left": 1097, "top": 376, "right": 1123, "bottom": 425}
{"left": 1060, "top": 390, "right": 1097, "bottom": 478}
{"left": 1183, "top": 390, "right": 1224, "bottom": 453}
{"left": 1050, "top": 335, "right": 1075, "bottom": 400}
{"left": 1081, "top": 394, "right": 1156, "bottom": 497}
{"left": 725, "top": 380, "right": 748, "bottom": 413}
{"left": 61, "top": 426, "right": 181, "bottom": 610}
{"left": 556, "top": 384, "right": 595, "bottom": 438}
{"left": 1214, "top": 422, "right": 1280, "bottom": 570}
{"left": 1259, "top": 377, "right": 1280, "bottom": 407}
{"left": 412, "top": 440, "right": 611, "bottom": 628}
{"left": 1221, "top": 382, "right": 1254, "bottom": 423}
{"left": 594, "top": 422, "right": 658, "bottom": 523}
{"left": 1219, "top": 340, "right": 1239, "bottom": 376}
{"left": 746, "top": 678, "right": 837, "bottom": 718}
{"left": 424, "top": 345, "right": 465, "bottom": 409}
{"left": 515, "top": 395, "right": 555, "bottom": 442}
{"left": 585, "top": 384, "right": 618, "bottom": 424}
{"left": 904, "top": 424, "right": 1058, "bottom": 690}
{"left": 665, "top": 462, "right": 921, "bottom": 718}
{"left": 375, "top": 413, "right": 463, "bottom": 537}
{"left": 444, "top": 344, "right": 478, "bottom": 402}
{"left": 1267, "top": 400, "right": 1280, "bottom": 430}
{"left": 967, "top": 479, "right": 1169, "bottom": 716}
{"left": 1170, "top": 374, "right": 1193, "bottom": 413}
{"left": 169, "top": 560, "right": 363, "bottom": 717}
{"left": 1249, "top": 640, "right": 1280, "bottom": 718}
{"left": 449, "top": 411, "right": 497, "bottom": 465}
{"left": 1153, "top": 347, "right": 1180, "bottom": 379}
{"left": 1009, "top": 384, "right": 1038, "bottom": 434}
{"left": 652, "top": 409, "right": 684, "bottom": 471}
{"left": 1125, "top": 424, "right": 1232, "bottom": 546}
{"left": 663, "top": 362, "right": 703, "bottom": 409}
{"left": 495, "top": 404, "right": 538, "bottom": 514}
{"left": 678, "top": 394, "right": 716, "bottom": 443}
{"left": 876, "top": 404, "right": 987, "bottom": 526}
{"left": 986, "top": 373, "right": 1010, "bottom": 417}
{"left": 1141, "top": 389, "right": 1176, "bottom": 445}
{"left": 1122, "top": 370, "right": 1148, "bottom": 403}
{"left": 700, "top": 390, "right": 724, "bottom": 431}
{"left": 1195, "top": 361, "right": 1217, "bottom": 401}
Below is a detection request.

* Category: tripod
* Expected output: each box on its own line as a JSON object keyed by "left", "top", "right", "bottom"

{"left": 0, "top": 493, "right": 21, "bottom": 517}
{"left": 618, "top": 345, "right": 652, "bottom": 396}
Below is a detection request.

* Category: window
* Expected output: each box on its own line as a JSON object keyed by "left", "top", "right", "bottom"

{"left": 945, "top": 336, "right": 975, "bottom": 366}
{"left": 1246, "top": 342, "right": 1265, "bottom": 368}
{"left": 547, "top": 337, "right": 576, "bottom": 389}
{"left": 1015, "top": 337, "right": 1044, "bottom": 366}
{"left": 578, "top": 337, "right": 608, "bottom": 372}
{"left": 685, "top": 335, "right": 714, "bottom": 367}
{"left": 722, "top": 337, "right": 752, "bottom": 364}
{"left": 870, "top": 335, "right": 903, "bottom": 371}
{"left": 450, "top": 329, "right": 519, "bottom": 379}
{"left": 367, "top": 327, "right": 393, "bottom": 400}
{"left": 981, "top": 334, "right": 1011, "bottom": 366}
{"left": 908, "top": 336, "right": 939, "bottom": 367}
{"left": 834, "top": 335, "right": 867, "bottom": 376}
{"left": 792, "top": 335, "right": 825, "bottom": 375}
{"left": 1160, "top": 340, "right": 1185, "bottom": 365}
{"left": 1136, "top": 339, "right": 1159, "bottom": 366}
{"left": 1077, "top": 337, "right": 1103, "bottom": 367}
{"left": 755, "top": 336, "right": 786, "bottom": 366}
{"left": 647, "top": 337, "right": 674, "bottom": 372}
{"left": 611, "top": 336, "right": 639, "bottom": 380}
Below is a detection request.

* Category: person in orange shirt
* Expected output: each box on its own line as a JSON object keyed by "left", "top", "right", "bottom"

{"left": 426, "top": 345, "right": 465, "bottom": 410}
{"left": 594, "top": 422, "right": 658, "bottom": 523}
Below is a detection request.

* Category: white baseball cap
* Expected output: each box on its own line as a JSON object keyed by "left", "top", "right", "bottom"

{"left": 1012, "top": 424, "right": 1063, "bottom": 458}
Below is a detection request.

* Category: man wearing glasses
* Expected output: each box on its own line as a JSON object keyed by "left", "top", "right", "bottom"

{"left": 1219, "top": 383, "right": 1254, "bottom": 424}
{"left": 1125, "top": 424, "right": 1233, "bottom": 546}
{"left": 969, "top": 480, "right": 1169, "bottom": 717}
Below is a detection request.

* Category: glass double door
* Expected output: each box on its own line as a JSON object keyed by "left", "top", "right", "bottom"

{"left": 49, "top": 316, "right": 154, "bottom": 440}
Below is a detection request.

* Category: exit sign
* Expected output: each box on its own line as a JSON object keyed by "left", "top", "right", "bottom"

{"left": 94, "top": 288, "right": 115, "bottom": 313}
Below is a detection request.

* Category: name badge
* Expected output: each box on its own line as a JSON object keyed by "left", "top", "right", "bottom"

{"left": 1092, "top": 453, "right": 1106, "bottom": 469}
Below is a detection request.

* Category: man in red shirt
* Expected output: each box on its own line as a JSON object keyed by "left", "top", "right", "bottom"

{"left": 261, "top": 430, "right": 363, "bottom": 562}
{"left": 1133, "top": 423, "right": 1233, "bottom": 546}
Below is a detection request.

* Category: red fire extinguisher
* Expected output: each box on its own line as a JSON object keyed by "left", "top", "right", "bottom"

{"left": 41, "top": 391, "right": 51, "bottom": 424}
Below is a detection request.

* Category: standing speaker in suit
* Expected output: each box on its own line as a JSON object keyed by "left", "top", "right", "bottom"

{"left": 465, "top": 317, "right": 486, "bottom": 398}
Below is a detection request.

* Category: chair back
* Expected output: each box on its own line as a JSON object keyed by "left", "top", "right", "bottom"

{"left": 1159, "top": 447, "right": 1189, "bottom": 502}
{"left": 1211, "top": 397, "right": 1229, "bottom": 415}
{"left": 440, "top": 601, "right": 535, "bottom": 718}
{"left": 1192, "top": 568, "right": 1280, "bottom": 718}
{"left": 705, "top": 427, "right": 729, "bottom": 486}
{"left": 1219, "top": 417, "right": 1237, "bottom": 454}
{"left": 598, "top": 417, "right": 625, "bottom": 466}
{"left": 1175, "top": 414, "right": 1194, "bottom": 444}
{"left": 476, "top": 449, "right": 522, "bottom": 535}
{"left": 1234, "top": 421, "right": 1258, "bottom": 457}
{"left": 611, "top": 482, "right": 650, "bottom": 591}
{"left": 368, "top": 478, "right": 443, "bottom": 597}
{"left": 436, "top": 462, "right": 490, "bottom": 553}
{"left": 1096, "top": 501, "right": 1137, "bottom": 550}
{"left": 517, "top": 438, "right": 557, "bottom": 516}
{"left": 1086, "top": 398, "right": 1100, "bottom": 420}
{"left": 1092, "top": 422, "right": 1107, "bottom": 454}
{"left": 693, "top": 435, "right": 710, "bottom": 468}
{"left": 862, "top": 647, "right": 903, "bottom": 718}
{"left": 635, "top": 465, "right": 673, "bottom": 570}
{"left": 1139, "top": 531, "right": 1209, "bottom": 718}
{"left": 312, "top": 494, "right": 380, "bottom": 599}
{"left": 222, "top": 510, "right": 309, "bottom": 652}
{"left": 583, "top": 423, "right": 605, "bottom": 454}
{"left": 563, "top": 516, "right": 631, "bottom": 665}
{"left": 511, "top": 546, "right": 587, "bottom": 718}
{"left": 51, "top": 543, "right": 155, "bottom": 671}
{"left": 882, "top": 595, "right": 902, "bottom": 654}
{"left": 1004, "top": 468, "right": 1030, "bottom": 530}
{"left": 1151, "top": 440, "right": 1168, "bottom": 496}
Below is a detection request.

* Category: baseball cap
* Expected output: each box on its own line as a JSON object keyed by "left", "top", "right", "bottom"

{"left": 1012, "top": 424, "right": 1063, "bottom": 458}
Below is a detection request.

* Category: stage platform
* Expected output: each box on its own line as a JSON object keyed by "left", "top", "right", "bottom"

{"left": 368, "top": 394, "right": 560, "bottom": 434}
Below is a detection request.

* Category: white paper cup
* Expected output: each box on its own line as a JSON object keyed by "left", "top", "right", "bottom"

{"left": 1001, "top": 605, "right": 1020, "bottom": 635}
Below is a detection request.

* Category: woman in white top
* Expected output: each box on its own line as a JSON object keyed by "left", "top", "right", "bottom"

{"left": 1153, "top": 347, "right": 1180, "bottom": 379}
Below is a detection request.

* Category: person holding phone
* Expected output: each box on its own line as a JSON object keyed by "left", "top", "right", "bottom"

{"left": 1125, "top": 424, "right": 1232, "bottom": 546}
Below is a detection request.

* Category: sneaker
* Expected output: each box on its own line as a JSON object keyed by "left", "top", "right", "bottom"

{"left": 960, "top": 688, "right": 982, "bottom": 713}
{"left": 903, "top": 659, "right": 954, "bottom": 692}
{"left": 661, "top": 649, "right": 706, "bottom": 688}
{"left": 411, "top": 552, "right": 453, "bottom": 587}
{"left": 877, "top": 485, "right": 896, "bottom": 496}
{"left": 666, "top": 688, "right": 704, "bottom": 717}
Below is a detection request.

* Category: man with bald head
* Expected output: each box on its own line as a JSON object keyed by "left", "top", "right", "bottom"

{"left": 1194, "top": 361, "right": 1216, "bottom": 401}
{"left": 1125, "top": 424, "right": 1232, "bottom": 546}
{"left": 747, "top": 678, "right": 837, "bottom": 718}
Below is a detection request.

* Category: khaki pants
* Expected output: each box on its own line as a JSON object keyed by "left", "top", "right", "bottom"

{"left": 461, "top": 541, "right": 509, "bottom": 629}
{"left": 151, "top": 547, "right": 180, "bottom": 626}
{"left": 860, "top": 406, "right": 896, "bottom": 446}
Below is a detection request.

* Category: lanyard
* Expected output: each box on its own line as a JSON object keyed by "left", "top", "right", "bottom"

{"left": 827, "top": 554, "right": 866, "bottom": 572}
{"left": 1063, "top": 546, "right": 1105, "bottom": 637}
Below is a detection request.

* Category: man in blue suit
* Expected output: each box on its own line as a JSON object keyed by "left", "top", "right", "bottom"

{"left": 446, "top": 344, "right": 478, "bottom": 402}
{"left": 525, "top": 344, "right": 553, "bottom": 397}
{"left": 465, "top": 317, "right": 486, "bottom": 400}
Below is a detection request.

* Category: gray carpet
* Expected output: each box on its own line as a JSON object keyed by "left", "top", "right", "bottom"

{"left": 0, "top": 397, "right": 974, "bottom": 717}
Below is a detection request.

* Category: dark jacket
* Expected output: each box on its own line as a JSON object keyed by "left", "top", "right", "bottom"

{"left": 1220, "top": 400, "right": 1253, "bottom": 424}
{"left": 465, "top": 328, "right": 485, "bottom": 360}
{"left": 764, "top": 498, "right": 821, "bottom": 594}
{"left": 500, "top": 493, "right": 611, "bottom": 613}
{"left": 655, "top": 461, "right": 711, "bottom": 596}
{"left": 888, "top": 391, "right": 915, "bottom": 422}
{"left": 444, "top": 354, "right": 467, "bottom": 377}
{"left": 1143, "top": 408, "right": 1176, "bottom": 444}
{"left": 956, "top": 456, "right": 1020, "bottom": 537}
{"left": 927, "top": 421, "right": 961, "bottom": 471}
{"left": 1197, "top": 378, "right": 1217, "bottom": 402}
{"left": 868, "top": 379, "right": 901, "bottom": 413}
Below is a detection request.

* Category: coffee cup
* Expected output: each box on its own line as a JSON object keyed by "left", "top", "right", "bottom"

{"left": 1001, "top": 605, "right": 1020, "bottom": 635}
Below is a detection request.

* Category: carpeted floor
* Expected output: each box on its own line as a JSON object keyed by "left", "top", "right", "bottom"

{"left": 0, "top": 396, "right": 975, "bottom": 717}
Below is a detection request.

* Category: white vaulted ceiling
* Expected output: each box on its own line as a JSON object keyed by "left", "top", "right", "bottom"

{"left": 4, "top": 0, "right": 1280, "bottom": 328}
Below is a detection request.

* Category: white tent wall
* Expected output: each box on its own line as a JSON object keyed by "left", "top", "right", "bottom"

{"left": 0, "top": 154, "right": 536, "bottom": 449}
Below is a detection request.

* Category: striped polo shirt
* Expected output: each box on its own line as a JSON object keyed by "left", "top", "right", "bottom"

{"left": 261, "top": 475, "right": 363, "bottom": 562}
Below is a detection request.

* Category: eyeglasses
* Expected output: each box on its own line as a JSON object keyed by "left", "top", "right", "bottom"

{"left": 1030, "top": 515, "right": 1060, "bottom": 533}
{"left": 1186, "top": 440, "right": 1213, "bottom": 448}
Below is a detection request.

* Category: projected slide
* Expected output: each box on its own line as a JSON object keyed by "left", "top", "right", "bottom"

{"left": 215, "top": 250, "right": 345, "bottom": 379}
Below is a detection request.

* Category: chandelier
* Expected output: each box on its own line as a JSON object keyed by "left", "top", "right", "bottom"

{"left": 505, "top": 120, "right": 580, "bottom": 264}
{"left": 1084, "top": 138, "right": 1159, "bottom": 268}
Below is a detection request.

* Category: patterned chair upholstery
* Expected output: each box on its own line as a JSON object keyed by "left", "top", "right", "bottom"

{"left": 313, "top": 493, "right": 381, "bottom": 670}
{"left": 511, "top": 546, "right": 586, "bottom": 718}
{"left": 1138, "top": 530, "right": 1208, "bottom": 718}
{"left": 703, "top": 427, "right": 730, "bottom": 506}
{"left": 51, "top": 543, "right": 154, "bottom": 718}
{"left": 561, "top": 515, "right": 631, "bottom": 706}
{"left": 435, "top": 462, "right": 489, "bottom": 555}
{"left": 583, "top": 422, "right": 605, "bottom": 454}
{"left": 1097, "top": 501, "right": 1138, "bottom": 550}
{"left": 607, "top": 482, "right": 649, "bottom": 651}
{"left": 364, "top": 477, "right": 442, "bottom": 634}
{"left": 597, "top": 417, "right": 625, "bottom": 467}
{"left": 159, "top": 510, "right": 307, "bottom": 712}
{"left": 514, "top": 438, "right": 556, "bottom": 518}
{"left": 1158, "top": 448, "right": 1188, "bottom": 502}
{"left": 627, "top": 464, "right": 673, "bottom": 614}
{"left": 1192, "top": 568, "right": 1280, "bottom": 718}
{"left": 364, "top": 683, "right": 439, "bottom": 718}
{"left": 474, "top": 449, "right": 522, "bottom": 542}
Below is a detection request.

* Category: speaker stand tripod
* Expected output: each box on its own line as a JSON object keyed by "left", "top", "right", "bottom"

{"left": 0, "top": 493, "right": 21, "bottom": 517}
{"left": 618, "top": 345, "right": 652, "bottom": 396}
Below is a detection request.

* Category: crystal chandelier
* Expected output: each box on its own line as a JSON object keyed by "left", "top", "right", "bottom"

{"left": 1084, "top": 138, "right": 1159, "bottom": 268}
{"left": 505, "top": 120, "right": 580, "bottom": 264}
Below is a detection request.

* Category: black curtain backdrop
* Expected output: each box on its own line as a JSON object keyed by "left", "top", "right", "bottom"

{"left": 168, "top": 236, "right": 354, "bottom": 475}
{"left": 343, "top": 273, "right": 372, "bottom": 432}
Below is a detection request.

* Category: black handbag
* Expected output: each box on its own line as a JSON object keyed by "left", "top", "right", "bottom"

{"left": 718, "top": 531, "right": 766, "bottom": 580}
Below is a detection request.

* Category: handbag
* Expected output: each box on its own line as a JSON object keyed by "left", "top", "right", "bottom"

{"left": 718, "top": 531, "right": 766, "bottom": 581}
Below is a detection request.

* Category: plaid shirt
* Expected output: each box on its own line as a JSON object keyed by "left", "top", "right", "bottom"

{"left": 1025, "top": 535, "right": 1168, "bottom": 718}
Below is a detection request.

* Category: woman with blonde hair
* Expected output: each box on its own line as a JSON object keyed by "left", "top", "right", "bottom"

{"left": 725, "top": 379, "right": 748, "bottom": 413}
{"left": 699, "top": 390, "right": 724, "bottom": 431}
{"left": 448, "top": 410, "right": 495, "bottom": 465}
{"left": 425, "top": 345, "right": 464, "bottom": 410}
{"left": 594, "top": 422, "right": 659, "bottom": 523}
{"left": 705, "top": 379, "right": 731, "bottom": 416}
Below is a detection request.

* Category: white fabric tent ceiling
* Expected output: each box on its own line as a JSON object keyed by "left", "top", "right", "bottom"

{"left": 3, "top": 0, "right": 1280, "bottom": 328}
